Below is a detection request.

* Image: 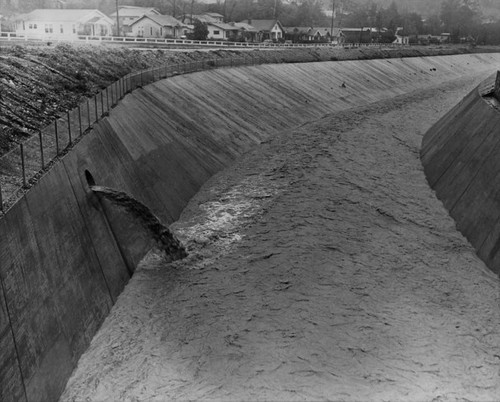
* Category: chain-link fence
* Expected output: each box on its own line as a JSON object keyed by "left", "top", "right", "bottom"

{"left": 0, "top": 53, "right": 277, "bottom": 212}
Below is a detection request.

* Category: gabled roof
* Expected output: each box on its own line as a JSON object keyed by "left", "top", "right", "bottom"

{"left": 232, "top": 22, "right": 257, "bottom": 32}
{"left": 340, "top": 27, "right": 371, "bottom": 33}
{"left": 190, "top": 15, "right": 216, "bottom": 23}
{"left": 16, "top": 9, "right": 113, "bottom": 24}
{"left": 110, "top": 6, "right": 160, "bottom": 18}
{"left": 190, "top": 13, "right": 224, "bottom": 23}
{"left": 207, "top": 21, "right": 241, "bottom": 31}
{"left": 205, "top": 13, "right": 223, "bottom": 18}
{"left": 311, "top": 27, "right": 341, "bottom": 36}
{"left": 284, "top": 26, "right": 313, "bottom": 34}
{"left": 242, "top": 19, "right": 283, "bottom": 32}
{"left": 130, "top": 14, "right": 187, "bottom": 28}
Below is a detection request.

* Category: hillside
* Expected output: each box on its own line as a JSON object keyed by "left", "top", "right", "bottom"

{"left": 360, "top": 0, "right": 500, "bottom": 19}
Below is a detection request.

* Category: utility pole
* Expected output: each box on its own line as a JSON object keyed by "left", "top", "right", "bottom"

{"left": 330, "top": 0, "right": 335, "bottom": 40}
{"left": 115, "top": 0, "right": 120, "bottom": 36}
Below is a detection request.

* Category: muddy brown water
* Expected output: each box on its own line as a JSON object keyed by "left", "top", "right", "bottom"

{"left": 91, "top": 185, "right": 187, "bottom": 262}
{"left": 61, "top": 59, "right": 500, "bottom": 401}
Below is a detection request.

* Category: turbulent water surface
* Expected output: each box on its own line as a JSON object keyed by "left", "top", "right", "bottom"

{"left": 61, "top": 74, "right": 500, "bottom": 401}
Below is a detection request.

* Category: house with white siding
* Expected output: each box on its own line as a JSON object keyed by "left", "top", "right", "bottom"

{"left": 14, "top": 9, "right": 114, "bottom": 38}
{"left": 128, "top": 14, "right": 190, "bottom": 39}
{"left": 240, "top": 19, "right": 285, "bottom": 42}
{"left": 206, "top": 22, "right": 240, "bottom": 40}
{"left": 109, "top": 6, "right": 160, "bottom": 36}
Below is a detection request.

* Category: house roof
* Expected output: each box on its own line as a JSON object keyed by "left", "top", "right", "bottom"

{"left": 312, "top": 27, "right": 341, "bottom": 36}
{"left": 205, "top": 12, "right": 223, "bottom": 18}
{"left": 284, "top": 26, "right": 313, "bottom": 34}
{"left": 16, "top": 9, "right": 113, "bottom": 24}
{"left": 110, "top": 6, "right": 160, "bottom": 18}
{"left": 242, "top": 19, "right": 283, "bottom": 32}
{"left": 207, "top": 21, "right": 241, "bottom": 31}
{"left": 340, "top": 28, "right": 369, "bottom": 32}
{"left": 191, "top": 15, "right": 216, "bottom": 23}
{"left": 130, "top": 14, "right": 187, "bottom": 28}
{"left": 232, "top": 22, "right": 257, "bottom": 32}
{"left": 190, "top": 13, "right": 224, "bottom": 23}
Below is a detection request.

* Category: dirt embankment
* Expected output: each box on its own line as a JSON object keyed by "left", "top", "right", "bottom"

{"left": 0, "top": 42, "right": 497, "bottom": 155}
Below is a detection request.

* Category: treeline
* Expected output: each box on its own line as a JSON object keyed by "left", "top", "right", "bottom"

{"left": 2, "top": 0, "right": 500, "bottom": 44}
{"left": 339, "top": 0, "right": 500, "bottom": 44}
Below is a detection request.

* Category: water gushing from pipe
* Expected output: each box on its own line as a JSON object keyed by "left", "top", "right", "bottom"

{"left": 90, "top": 185, "right": 187, "bottom": 262}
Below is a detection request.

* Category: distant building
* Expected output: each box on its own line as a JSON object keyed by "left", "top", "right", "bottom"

{"left": 340, "top": 28, "right": 371, "bottom": 43}
{"left": 128, "top": 14, "right": 190, "bottom": 39}
{"left": 110, "top": 6, "right": 160, "bottom": 36}
{"left": 184, "top": 13, "right": 224, "bottom": 25}
{"left": 241, "top": 19, "right": 285, "bottom": 42}
{"left": 284, "top": 26, "right": 342, "bottom": 43}
{"left": 284, "top": 26, "right": 315, "bottom": 42}
{"left": 14, "top": 9, "right": 114, "bottom": 37}
{"left": 232, "top": 22, "right": 258, "bottom": 42}
{"left": 393, "top": 27, "right": 409, "bottom": 45}
{"left": 205, "top": 21, "right": 240, "bottom": 40}
{"left": 311, "top": 27, "right": 342, "bottom": 42}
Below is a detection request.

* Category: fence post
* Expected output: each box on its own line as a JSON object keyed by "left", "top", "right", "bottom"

{"left": 86, "top": 99, "right": 90, "bottom": 130}
{"left": 94, "top": 94, "right": 98, "bottom": 123}
{"left": 55, "top": 119, "right": 60, "bottom": 154}
{"left": 78, "top": 104, "right": 82, "bottom": 137}
{"left": 67, "top": 110, "right": 72, "bottom": 145}
{"left": 20, "top": 143, "right": 26, "bottom": 187}
{"left": 100, "top": 91, "right": 104, "bottom": 116}
{"left": 39, "top": 130, "right": 44, "bottom": 169}
{"left": 106, "top": 87, "right": 110, "bottom": 111}
{"left": 0, "top": 180, "right": 3, "bottom": 212}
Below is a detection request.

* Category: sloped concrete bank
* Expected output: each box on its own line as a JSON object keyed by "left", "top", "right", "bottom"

{"left": 421, "top": 73, "right": 500, "bottom": 275}
{"left": 1, "top": 53, "right": 500, "bottom": 402}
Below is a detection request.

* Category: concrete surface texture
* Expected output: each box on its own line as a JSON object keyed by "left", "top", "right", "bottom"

{"left": 2, "top": 53, "right": 500, "bottom": 402}
{"left": 422, "top": 74, "right": 500, "bottom": 276}
{"left": 60, "top": 55, "right": 500, "bottom": 401}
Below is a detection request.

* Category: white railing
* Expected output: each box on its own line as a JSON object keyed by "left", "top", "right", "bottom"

{"left": 0, "top": 31, "right": 395, "bottom": 49}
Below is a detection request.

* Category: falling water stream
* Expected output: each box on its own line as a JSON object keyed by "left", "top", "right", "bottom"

{"left": 90, "top": 185, "right": 187, "bottom": 262}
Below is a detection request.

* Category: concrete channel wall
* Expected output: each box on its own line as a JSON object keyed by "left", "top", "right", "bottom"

{"left": 2, "top": 53, "right": 500, "bottom": 402}
{"left": 421, "top": 73, "right": 500, "bottom": 275}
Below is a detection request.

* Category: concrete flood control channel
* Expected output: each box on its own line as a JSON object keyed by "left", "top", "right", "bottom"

{"left": 1, "top": 53, "right": 500, "bottom": 401}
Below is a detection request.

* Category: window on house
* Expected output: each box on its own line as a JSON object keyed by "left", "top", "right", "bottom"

{"left": 60, "top": 24, "right": 64, "bottom": 33}
{"left": 34, "top": 24, "right": 37, "bottom": 29}
{"left": 214, "top": 30, "right": 220, "bottom": 35}
{"left": 29, "top": 23, "right": 33, "bottom": 29}
{"left": 73, "top": 24, "right": 76, "bottom": 34}
{"left": 150, "top": 27, "right": 153, "bottom": 35}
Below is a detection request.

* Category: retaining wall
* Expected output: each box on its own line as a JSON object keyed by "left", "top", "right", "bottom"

{"left": 421, "top": 73, "right": 500, "bottom": 275}
{"left": 2, "top": 53, "right": 500, "bottom": 402}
